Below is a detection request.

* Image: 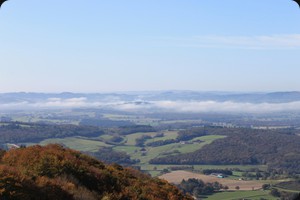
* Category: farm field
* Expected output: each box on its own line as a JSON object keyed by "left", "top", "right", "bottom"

{"left": 36, "top": 131, "right": 225, "bottom": 163}
{"left": 205, "top": 190, "right": 277, "bottom": 200}
{"left": 124, "top": 132, "right": 158, "bottom": 145}
{"left": 145, "top": 130, "right": 178, "bottom": 144}
{"left": 141, "top": 164, "right": 267, "bottom": 176}
{"left": 192, "top": 164, "right": 268, "bottom": 172}
{"left": 115, "top": 134, "right": 225, "bottom": 165}
{"left": 35, "top": 130, "right": 266, "bottom": 179}
{"left": 160, "top": 170, "right": 263, "bottom": 191}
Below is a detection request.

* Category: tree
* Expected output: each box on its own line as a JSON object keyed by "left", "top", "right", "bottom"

{"left": 270, "top": 188, "right": 280, "bottom": 197}
{"left": 262, "top": 184, "right": 270, "bottom": 190}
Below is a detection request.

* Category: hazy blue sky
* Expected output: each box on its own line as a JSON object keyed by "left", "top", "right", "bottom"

{"left": 1, "top": 0, "right": 300, "bottom": 93}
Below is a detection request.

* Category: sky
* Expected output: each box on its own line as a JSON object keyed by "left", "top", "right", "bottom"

{"left": 1, "top": 0, "right": 300, "bottom": 93}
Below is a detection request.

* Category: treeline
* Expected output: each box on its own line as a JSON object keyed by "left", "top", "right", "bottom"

{"left": 269, "top": 188, "right": 300, "bottom": 200}
{"left": 118, "top": 125, "right": 156, "bottom": 135}
{"left": 275, "top": 180, "right": 300, "bottom": 191}
{"left": 105, "top": 135, "right": 124, "bottom": 144}
{"left": 79, "top": 118, "right": 135, "bottom": 127}
{"left": 150, "top": 127, "right": 300, "bottom": 174}
{"left": 0, "top": 144, "right": 193, "bottom": 200}
{"left": 178, "top": 178, "right": 226, "bottom": 198}
{"left": 146, "top": 127, "right": 211, "bottom": 147}
{"left": 147, "top": 139, "right": 177, "bottom": 147}
{"left": 0, "top": 122, "right": 105, "bottom": 143}
{"left": 92, "top": 147, "right": 139, "bottom": 166}
{"left": 177, "top": 127, "right": 208, "bottom": 141}
{"left": 135, "top": 135, "right": 152, "bottom": 147}
{"left": 0, "top": 122, "right": 157, "bottom": 145}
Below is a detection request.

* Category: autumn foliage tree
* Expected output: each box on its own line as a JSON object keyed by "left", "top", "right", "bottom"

{"left": 0, "top": 144, "right": 192, "bottom": 200}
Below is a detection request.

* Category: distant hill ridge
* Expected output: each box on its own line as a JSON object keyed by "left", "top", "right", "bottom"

{"left": 1, "top": 91, "right": 300, "bottom": 104}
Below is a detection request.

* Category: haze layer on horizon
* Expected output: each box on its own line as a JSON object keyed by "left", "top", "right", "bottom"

{"left": 2, "top": 91, "right": 300, "bottom": 114}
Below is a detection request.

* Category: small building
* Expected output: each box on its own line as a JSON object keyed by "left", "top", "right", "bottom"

{"left": 211, "top": 173, "right": 225, "bottom": 178}
{"left": 217, "top": 174, "right": 224, "bottom": 178}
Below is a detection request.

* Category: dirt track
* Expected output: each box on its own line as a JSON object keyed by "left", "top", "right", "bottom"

{"left": 159, "top": 170, "right": 262, "bottom": 191}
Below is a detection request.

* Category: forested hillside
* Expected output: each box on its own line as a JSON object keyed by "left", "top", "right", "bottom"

{"left": 150, "top": 127, "right": 300, "bottom": 174}
{"left": 0, "top": 122, "right": 156, "bottom": 144}
{"left": 0, "top": 122, "right": 105, "bottom": 143}
{"left": 0, "top": 144, "right": 192, "bottom": 200}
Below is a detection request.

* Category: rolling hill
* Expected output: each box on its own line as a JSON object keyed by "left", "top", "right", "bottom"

{"left": 0, "top": 144, "right": 192, "bottom": 200}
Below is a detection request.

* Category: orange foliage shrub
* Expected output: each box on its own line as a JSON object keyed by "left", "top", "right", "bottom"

{"left": 0, "top": 144, "right": 192, "bottom": 200}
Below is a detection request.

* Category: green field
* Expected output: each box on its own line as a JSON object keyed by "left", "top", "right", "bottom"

{"left": 205, "top": 190, "right": 277, "bottom": 200}
{"left": 124, "top": 132, "right": 158, "bottom": 145}
{"left": 41, "top": 133, "right": 226, "bottom": 168}
{"left": 145, "top": 130, "right": 179, "bottom": 144}
{"left": 99, "top": 134, "right": 115, "bottom": 141}
{"left": 192, "top": 164, "right": 268, "bottom": 172}
{"left": 36, "top": 131, "right": 223, "bottom": 164}
{"left": 140, "top": 164, "right": 268, "bottom": 178}
{"left": 36, "top": 131, "right": 265, "bottom": 180}
{"left": 118, "top": 134, "right": 225, "bottom": 164}
{"left": 111, "top": 134, "right": 227, "bottom": 177}
{"left": 113, "top": 145, "right": 140, "bottom": 155}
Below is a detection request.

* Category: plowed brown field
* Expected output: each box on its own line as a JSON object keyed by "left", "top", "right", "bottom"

{"left": 160, "top": 170, "right": 262, "bottom": 191}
